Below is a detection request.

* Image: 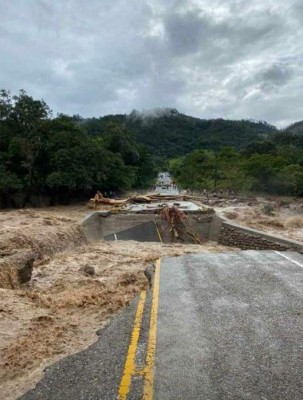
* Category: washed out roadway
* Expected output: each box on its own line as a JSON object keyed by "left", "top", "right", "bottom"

{"left": 21, "top": 250, "right": 303, "bottom": 399}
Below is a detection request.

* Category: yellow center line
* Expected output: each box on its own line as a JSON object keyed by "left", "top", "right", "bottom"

{"left": 143, "top": 258, "right": 161, "bottom": 399}
{"left": 154, "top": 221, "right": 163, "bottom": 243}
{"left": 118, "top": 258, "right": 161, "bottom": 400}
{"left": 118, "top": 290, "right": 147, "bottom": 400}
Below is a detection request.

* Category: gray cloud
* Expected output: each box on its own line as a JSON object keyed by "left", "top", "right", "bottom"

{"left": 0, "top": 0, "right": 302, "bottom": 126}
{"left": 164, "top": 11, "right": 210, "bottom": 56}
{"left": 259, "top": 64, "right": 293, "bottom": 89}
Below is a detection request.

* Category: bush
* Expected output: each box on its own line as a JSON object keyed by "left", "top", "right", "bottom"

{"left": 261, "top": 203, "right": 275, "bottom": 216}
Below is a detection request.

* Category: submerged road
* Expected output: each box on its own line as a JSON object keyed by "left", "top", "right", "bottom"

{"left": 21, "top": 251, "right": 303, "bottom": 400}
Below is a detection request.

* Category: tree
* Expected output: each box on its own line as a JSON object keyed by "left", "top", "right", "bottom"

{"left": 276, "top": 165, "right": 303, "bottom": 196}
{"left": 0, "top": 90, "right": 51, "bottom": 191}
{"left": 135, "top": 145, "right": 155, "bottom": 188}
{"left": 244, "top": 154, "right": 287, "bottom": 193}
{"left": 104, "top": 122, "right": 140, "bottom": 165}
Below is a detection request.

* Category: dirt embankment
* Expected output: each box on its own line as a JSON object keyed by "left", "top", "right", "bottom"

{"left": 0, "top": 207, "right": 87, "bottom": 289}
{"left": 0, "top": 205, "right": 237, "bottom": 400}
{"left": 219, "top": 197, "right": 303, "bottom": 243}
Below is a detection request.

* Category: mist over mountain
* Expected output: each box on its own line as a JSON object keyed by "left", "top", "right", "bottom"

{"left": 285, "top": 121, "right": 303, "bottom": 136}
{"left": 80, "top": 109, "right": 278, "bottom": 159}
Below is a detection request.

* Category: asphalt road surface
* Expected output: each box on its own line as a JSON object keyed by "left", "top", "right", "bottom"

{"left": 104, "top": 221, "right": 161, "bottom": 242}
{"left": 21, "top": 251, "right": 303, "bottom": 400}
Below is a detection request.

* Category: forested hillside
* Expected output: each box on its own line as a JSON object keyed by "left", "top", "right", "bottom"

{"left": 285, "top": 121, "right": 303, "bottom": 136}
{"left": 1, "top": 90, "right": 303, "bottom": 207}
{"left": 80, "top": 109, "right": 277, "bottom": 159}
{"left": 0, "top": 91, "right": 154, "bottom": 207}
{"left": 169, "top": 131, "right": 303, "bottom": 196}
{"left": 80, "top": 109, "right": 303, "bottom": 196}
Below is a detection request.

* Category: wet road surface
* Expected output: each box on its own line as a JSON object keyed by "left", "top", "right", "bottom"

{"left": 21, "top": 251, "right": 303, "bottom": 399}
{"left": 154, "top": 251, "right": 303, "bottom": 400}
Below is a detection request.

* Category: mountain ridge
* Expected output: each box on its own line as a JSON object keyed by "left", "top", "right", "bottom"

{"left": 80, "top": 109, "right": 279, "bottom": 159}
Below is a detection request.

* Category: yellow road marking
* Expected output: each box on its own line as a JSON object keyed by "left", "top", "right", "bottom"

{"left": 118, "top": 291, "right": 147, "bottom": 400}
{"left": 154, "top": 222, "right": 163, "bottom": 243}
{"left": 143, "top": 258, "right": 161, "bottom": 399}
{"left": 118, "top": 258, "right": 161, "bottom": 400}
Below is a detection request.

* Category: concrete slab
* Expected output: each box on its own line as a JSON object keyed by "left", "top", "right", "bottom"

{"left": 125, "top": 201, "right": 200, "bottom": 213}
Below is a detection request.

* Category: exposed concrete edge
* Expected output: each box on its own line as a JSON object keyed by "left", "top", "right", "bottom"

{"left": 216, "top": 212, "right": 303, "bottom": 251}
{"left": 209, "top": 213, "right": 224, "bottom": 241}
{"left": 80, "top": 211, "right": 110, "bottom": 241}
{"left": 80, "top": 211, "right": 160, "bottom": 242}
{"left": 80, "top": 211, "right": 110, "bottom": 225}
{"left": 80, "top": 209, "right": 303, "bottom": 251}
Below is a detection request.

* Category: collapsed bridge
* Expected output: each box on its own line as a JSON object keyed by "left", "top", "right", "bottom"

{"left": 82, "top": 199, "right": 214, "bottom": 244}
{"left": 81, "top": 194, "right": 303, "bottom": 253}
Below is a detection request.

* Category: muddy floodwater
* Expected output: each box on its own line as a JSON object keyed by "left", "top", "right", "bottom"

{"left": 0, "top": 205, "right": 237, "bottom": 400}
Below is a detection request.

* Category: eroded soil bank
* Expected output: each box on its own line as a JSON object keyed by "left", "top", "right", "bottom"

{"left": 0, "top": 205, "right": 236, "bottom": 400}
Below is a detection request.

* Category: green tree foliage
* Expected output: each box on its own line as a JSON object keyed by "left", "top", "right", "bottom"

{"left": 0, "top": 91, "right": 155, "bottom": 207}
{"left": 277, "top": 165, "right": 303, "bottom": 196}
{"left": 284, "top": 121, "right": 303, "bottom": 136}
{"left": 170, "top": 149, "right": 254, "bottom": 193}
{"left": 169, "top": 140, "right": 303, "bottom": 196}
{"left": 80, "top": 109, "right": 277, "bottom": 162}
{"left": 102, "top": 122, "right": 155, "bottom": 189}
{"left": 1, "top": 91, "right": 303, "bottom": 206}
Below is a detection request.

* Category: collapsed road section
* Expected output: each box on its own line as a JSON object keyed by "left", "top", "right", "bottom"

{"left": 81, "top": 191, "right": 303, "bottom": 253}
{"left": 82, "top": 196, "right": 214, "bottom": 244}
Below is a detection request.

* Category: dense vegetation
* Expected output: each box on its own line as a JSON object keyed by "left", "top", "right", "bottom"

{"left": 0, "top": 90, "right": 154, "bottom": 207}
{"left": 81, "top": 109, "right": 303, "bottom": 196}
{"left": 80, "top": 109, "right": 277, "bottom": 161}
{"left": 1, "top": 90, "right": 302, "bottom": 207}
{"left": 169, "top": 132, "right": 303, "bottom": 196}
{"left": 80, "top": 109, "right": 303, "bottom": 197}
{"left": 284, "top": 121, "right": 303, "bottom": 136}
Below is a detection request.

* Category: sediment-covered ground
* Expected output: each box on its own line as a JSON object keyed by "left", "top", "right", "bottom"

{"left": 218, "top": 196, "right": 303, "bottom": 242}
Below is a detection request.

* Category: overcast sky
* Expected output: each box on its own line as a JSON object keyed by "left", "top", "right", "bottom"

{"left": 1, "top": 0, "right": 302, "bottom": 127}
